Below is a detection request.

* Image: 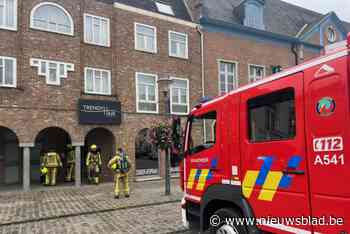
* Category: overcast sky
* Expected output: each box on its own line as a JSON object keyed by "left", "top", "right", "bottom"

{"left": 282, "top": 0, "right": 350, "bottom": 22}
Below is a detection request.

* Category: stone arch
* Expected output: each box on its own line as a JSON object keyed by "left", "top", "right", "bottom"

{"left": 31, "top": 127, "right": 72, "bottom": 184}
{"left": 0, "top": 126, "right": 21, "bottom": 186}
{"left": 83, "top": 127, "right": 116, "bottom": 183}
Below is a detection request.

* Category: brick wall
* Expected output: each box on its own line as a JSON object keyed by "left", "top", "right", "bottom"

{"left": 202, "top": 29, "right": 320, "bottom": 97}
{"left": 0, "top": 0, "right": 201, "bottom": 182}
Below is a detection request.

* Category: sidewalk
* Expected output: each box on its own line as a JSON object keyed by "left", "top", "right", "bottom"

{"left": 0, "top": 180, "right": 183, "bottom": 226}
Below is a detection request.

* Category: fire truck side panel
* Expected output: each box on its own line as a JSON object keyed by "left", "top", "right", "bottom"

{"left": 304, "top": 55, "right": 350, "bottom": 233}
{"left": 239, "top": 72, "right": 313, "bottom": 233}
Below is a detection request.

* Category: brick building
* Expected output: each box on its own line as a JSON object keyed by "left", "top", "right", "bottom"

{"left": 186, "top": 0, "right": 350, "bottom": 97}
{"left": 0, "top": 0, "right": 201, "bottom": 190}
{"left": 1, "top": 0, "right": 350, "bottom": 191}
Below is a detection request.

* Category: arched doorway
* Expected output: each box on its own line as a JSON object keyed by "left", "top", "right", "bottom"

{"left": 32, "top": 127, "right": 72, "bottom": 185}
{"left": 0, "top": 127, "right": 21, "bottom": 187}
{"left": 135, "top": 128, "right": 159, "bottom": 177}
{"left": 83, "top": 128, "right": 115, "bottom": 183}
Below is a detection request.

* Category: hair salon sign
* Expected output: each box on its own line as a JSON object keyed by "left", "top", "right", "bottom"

{"left": 78, "top": 99, "right": 121, "bottom": 125}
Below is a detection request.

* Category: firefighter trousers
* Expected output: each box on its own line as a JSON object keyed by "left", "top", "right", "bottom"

{"left": 65, "top": 163, "right": 75, "bottom": 182}
{"left": 45, "top": 168, "right": 58, "bottom": 186}
{"left": 114, "top": 173, "right": 129, "bottom": 196}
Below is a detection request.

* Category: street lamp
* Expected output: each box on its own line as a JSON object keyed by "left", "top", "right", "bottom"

{"left": 157, "top": 76, "right": 173, "bottom": 195}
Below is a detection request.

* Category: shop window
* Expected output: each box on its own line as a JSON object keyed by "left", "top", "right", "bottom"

{"left": 135, "top": 23, "right": 157, "bottom": 53}
{"left": 0, "top": 0, "right": 17, "bottom": 30}
{"left": 249, "top": 65, "right": 265, "bottom": 83}
{"left": 31, "top": 58, "right": 74, "bottom": 86}
{"left": 0, "top": 56, "right": 16, "bottom": 88}
{"left": 169, "top": 31, "right": 188, "bottom": 59}
{"left": 84, "top": 13, "right": 110, "bottom": 47}
{"left": 189, "top": 111, "right": 217, "bottom": 155}
{"left": 135, "top": 128, "right": 159, "bottom": 177}
{"left": 248, "top": 88, "right": 296, "bottom": 142}
{"left": 136, "top": 72, "right": 158, "bottom": 113}
{"left": 219, "top": 60, "right": 238, "bottom": 95}
{"left": 170, "top": 78, "right": 189, "bottom": 115}
{"left": 30, "top": 2, "right": 74, "bottom": 35}
{"left": 84, "top": 67, "right": 111, "bottom": 95}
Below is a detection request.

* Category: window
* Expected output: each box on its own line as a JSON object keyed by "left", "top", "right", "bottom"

{"left": 155, "top": 2, "right": 174, "bottom": 15}
{"left": 170, "top": 78, "right": 189, "bottom": 115}
{"left": 0, "top": 56, "right": 16, "bottom": 88}
{"left": 248, "top": 88, "right": 296, "bottom": 142}
{"left": 84, "top": 14, "right": 110, "bottom": 47}
{"left": 84, "top": 67, "right": 111, "bottom": 95}
{"left": 135, "top": 23, "right": 157, "bottom": 53}
{"left": 169, "top": 31, "right": 188, "bottom": 59}
{"left": 30, "top": 58, "right": 74, "bottom": 86}
{"left": 136, "top": 72, "right": 158, "bottom": 113}
{"left": 327, "top": 26, "right": 337, "bottom": 43}
{"left": 244, "top": 2, "right": 265, "bottom": 30}
{"left": 30, "top": 2, "right": 73, "bottom": 35}
{"left": 0, "top": 0, "right": 17, "bottom": 30}
{"left": 189, "top": 111, "right": 217, "bottom": 154}
{"left": 249, "top": 65, "right": 265, "bottom": 83}
{"left": 219, "top": 60, "right": 238, "bottom": 95}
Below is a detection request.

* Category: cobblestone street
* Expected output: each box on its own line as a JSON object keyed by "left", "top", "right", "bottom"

{"left": 0, "top": 180, "right": 195, "bottom": 234}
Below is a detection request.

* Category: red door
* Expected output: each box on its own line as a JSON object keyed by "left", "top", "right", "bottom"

{"left": 304, "top": 57, "right": 350, "bottom": 234}
{"left": 184, "top": 105, "right": 222, "bottom": 201}
{"left": 240, "top": 73, "right": 312, "bottom": 233}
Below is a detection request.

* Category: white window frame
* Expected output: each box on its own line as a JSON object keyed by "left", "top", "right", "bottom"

{"left": 168, "top": 31, "right": 188, "bottom": 59}
{"left": 83, "top": 13, "right": 110, "bottom": 47}
{"left": 134, "top": 22, "right": 157, "bottom": 54}
{"left": 84, "top": 67, "right": 112, "bottom": 96}
{"left": 217, "top": 59, "right": 238, "bottom": 95}
{"left": 135, "top": 72, "right": 159, "bottom": 114}
{"left": 0, "top": 0, "right": 17, "bottom": 31}
{"left": 30, "top": 58, "right": 74, "bottom": 86}
{"left": 248, "top": 64, "right": 265, "bottom": 83}
{"left": 30, "top": 2, "right": 74, "bottom": 36}
{"left": 0, "top": 56, "right": 16, "bottom": 88}
{"left": 170, "top": 77, "right": 189, "bottom": 115}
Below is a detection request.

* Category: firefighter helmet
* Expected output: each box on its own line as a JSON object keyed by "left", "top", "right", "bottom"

{"left": 90, "top": 144, "right": 97, "bottom": 150}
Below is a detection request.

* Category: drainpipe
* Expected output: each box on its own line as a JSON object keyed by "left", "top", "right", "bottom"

{"left": 196, "top": 25, "right": 205, "bottom": 98}
{"left": 196, "top": 25, "right": 207, "bottom": 142}
{"left": 291, "top": 43, "right": 299, "bottom": 65}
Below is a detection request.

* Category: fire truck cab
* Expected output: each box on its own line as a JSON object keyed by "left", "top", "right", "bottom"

{"left": 181, "top": 34, "right": 350, "bottom": 234}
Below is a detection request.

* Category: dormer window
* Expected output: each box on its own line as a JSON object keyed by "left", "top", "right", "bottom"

{"left": 243, "top": 0, "right": 265, "bottom": 30}
{"left": 327, "top": 26, "right": 337, "bottom": 43}
{"left": 155, "top": 2, "right": 174, "bottom": 16}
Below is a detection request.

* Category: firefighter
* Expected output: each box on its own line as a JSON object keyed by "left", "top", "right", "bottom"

{"left": 108, "top": 148, "right": 131, "bottom": 199}
{"left": 65, "top": 144, "right": 75, "bottom": 182}
{"left": 42, "top": 149, "right": 62, "bottom": 186}
{"left": 86, "top": 144, "right": 102, "bottom": 184}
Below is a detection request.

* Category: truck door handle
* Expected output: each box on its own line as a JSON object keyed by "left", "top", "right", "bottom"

{"left": 282, "top": 169, "right": 305, "bottom": 175}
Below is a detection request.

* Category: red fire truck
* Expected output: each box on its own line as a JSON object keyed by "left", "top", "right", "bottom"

{"left": 180, "top": 34, "right": 350, "bottom": 234}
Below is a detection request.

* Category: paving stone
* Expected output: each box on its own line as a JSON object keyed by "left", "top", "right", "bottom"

{"left": 0, "top": 180, "right": 194, "bottom": 234}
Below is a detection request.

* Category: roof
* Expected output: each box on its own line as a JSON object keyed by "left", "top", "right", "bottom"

{"left": 114, "top": 0, "right": 193, "bottom": 21}
{"left": 200, "top": 0, "right": 349, "bottom": 38}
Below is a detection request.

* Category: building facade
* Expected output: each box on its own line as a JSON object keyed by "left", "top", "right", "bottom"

{"left": 186, "top": 0, "right": 350, "bottom": 98}
{"left": 1, "top": 0, "right": 350, "bottom": 191}
{"left": 0, "top": 0, "right": 201, "bottom": 189}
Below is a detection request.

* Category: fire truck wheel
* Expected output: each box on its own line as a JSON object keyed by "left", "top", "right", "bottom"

{"left": 208, "top": 208, "right": 248, "bottom": 234}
